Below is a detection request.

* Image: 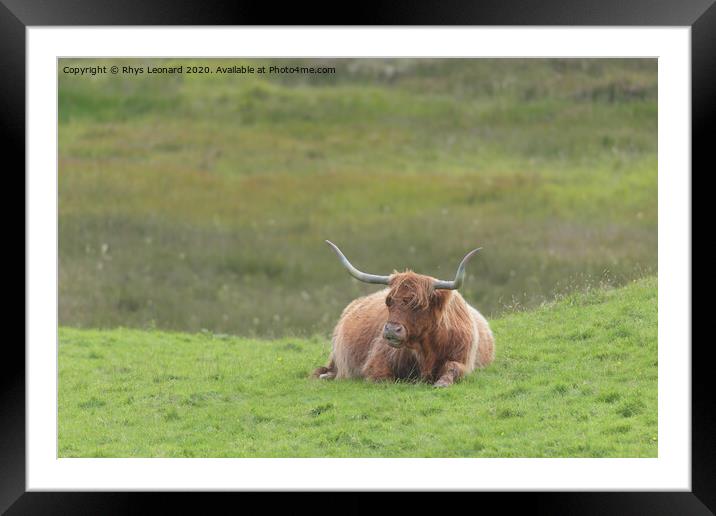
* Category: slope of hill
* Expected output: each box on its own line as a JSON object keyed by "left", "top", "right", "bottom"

{"left": 59, "top": 276, "right": 657, "bottom": 458}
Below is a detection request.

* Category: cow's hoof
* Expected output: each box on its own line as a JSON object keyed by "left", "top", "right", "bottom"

{"left": 319, "top": 372, "right": 336, "bottom": 380}
{"left": 433, "top": 379, "right": 452, "bottom": 388}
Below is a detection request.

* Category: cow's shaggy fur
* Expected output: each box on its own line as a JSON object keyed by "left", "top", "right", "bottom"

{"left": 313, "top": 271, "right": 494, "bottom": 387}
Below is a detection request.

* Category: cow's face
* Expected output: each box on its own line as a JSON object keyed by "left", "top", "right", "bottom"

{"left": 383, "top": 272, "right": 448, "bottom": 348}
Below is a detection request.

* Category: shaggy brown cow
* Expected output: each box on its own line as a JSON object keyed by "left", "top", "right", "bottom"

{"left": 313, "top": 241, "right": 495, "bottom": 387}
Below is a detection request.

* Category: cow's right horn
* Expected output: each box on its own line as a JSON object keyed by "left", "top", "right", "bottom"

{"left": 325, "top": 240, "right": 391, "bottom": 285}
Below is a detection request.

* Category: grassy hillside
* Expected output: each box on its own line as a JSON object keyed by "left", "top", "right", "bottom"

{"left": 58, "top": 58, "right": 657, "bottom": 337}
{"left": 59, "top": 276, "right": 657, "bottom": 458}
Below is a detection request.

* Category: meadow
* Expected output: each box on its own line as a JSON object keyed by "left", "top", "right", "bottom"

{"left": 59, "top": 277, "right": 657, "bottom": 458}
{"left": 58, "top": 58, "right": 658, "bottom": 458}
{"left": 58, "top": 58, "right": 657, "bottom": 337}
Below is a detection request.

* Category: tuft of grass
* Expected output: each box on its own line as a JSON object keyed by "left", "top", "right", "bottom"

{"left": 59, "top": 276, "right": 657, "bottom": 458}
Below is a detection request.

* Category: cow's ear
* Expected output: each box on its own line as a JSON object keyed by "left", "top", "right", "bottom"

{"left": 430, "top": 289, "right": 449, "bottom": 310}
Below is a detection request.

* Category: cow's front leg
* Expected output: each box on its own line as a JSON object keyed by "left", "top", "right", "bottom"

{"left": 361, "top": 346, "right": 396, "bottom": 382}
{"left": 362, "top": 359, "right": 395, "bottom": 382}
{"left": 433, "top": 361, "right": 466, "bottom": 387}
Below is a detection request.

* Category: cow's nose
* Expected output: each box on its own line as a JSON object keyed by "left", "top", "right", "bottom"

{"left": 383, "top": 322, "right": 405, "bottom": 339}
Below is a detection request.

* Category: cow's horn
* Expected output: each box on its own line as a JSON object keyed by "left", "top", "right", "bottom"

{"left": 325, "top": 240, "right": 391, "bottom": 285}
{"left": 433, "top": 248, "right": 482, "bottom": 290}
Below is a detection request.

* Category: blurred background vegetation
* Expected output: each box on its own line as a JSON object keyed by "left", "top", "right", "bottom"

{"left": 58, "top": 58, "right": 657, "bottom": 337}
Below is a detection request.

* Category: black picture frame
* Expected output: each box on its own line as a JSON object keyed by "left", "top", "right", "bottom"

{"left": 4, "top": 0, "right": 710, "bottom": 513}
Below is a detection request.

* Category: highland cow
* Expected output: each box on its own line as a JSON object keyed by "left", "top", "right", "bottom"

{"left": 313, "top": 241, "right": 495, "bottom": 387}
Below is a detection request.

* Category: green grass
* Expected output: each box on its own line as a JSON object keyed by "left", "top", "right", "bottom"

{"left": 59, "top": 276, "right": 657, "bottom": 458}
{"left": 58, "top": 58, "right": 657, "bottom": 337}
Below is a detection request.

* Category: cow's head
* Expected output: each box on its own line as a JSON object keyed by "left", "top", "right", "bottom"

{"left": 325, "top": 240, "right": 481, "bottom": 348}
{"left": 382, "top": 271, "right": 446, "bottom": 347}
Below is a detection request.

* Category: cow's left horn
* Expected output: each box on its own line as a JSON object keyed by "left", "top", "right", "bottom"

{"left": 433, "top": 248, "right": 482, "bottom": 290}
{"left": 325, "top": 240, "right": 391, "bottom": 285}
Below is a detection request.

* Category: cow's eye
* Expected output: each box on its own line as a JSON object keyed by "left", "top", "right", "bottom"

{"left": 385, "top": 297, "right": 393, "bottom": 307}
{"left": 402, "top": 297, "right": 411, "bottom": 305}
